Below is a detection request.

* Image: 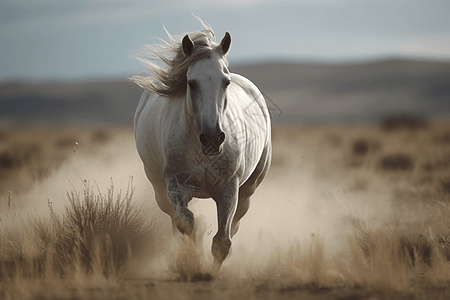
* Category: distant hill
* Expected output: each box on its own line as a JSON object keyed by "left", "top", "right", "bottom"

{"left": 231, "top": 58, "right": 450, "bottom": 124}
{"left": 0, "top": 80, "right": 141, "bottom": 127}
{"left": 1, "top": 58, "right": 449, "bottom": 127}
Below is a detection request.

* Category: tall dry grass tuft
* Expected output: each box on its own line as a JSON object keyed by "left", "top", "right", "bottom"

{"left": 0, "top": 179, "right": 156, "bottom": 282}
{"left": 344, "top": 204, "right": 450, "bottom": 292}
{"left": 221, "top": 235, "right": 338, "bottom": 291}
{"left": 349, "top": 225, "right": 419, "bottom": 290}
{"left": 271, "top": 237, "right": 337, "bottom": 289}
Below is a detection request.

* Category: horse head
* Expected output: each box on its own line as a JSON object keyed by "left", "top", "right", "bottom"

{"left": 182, "top": 32, "right": 232, "bottom": 156}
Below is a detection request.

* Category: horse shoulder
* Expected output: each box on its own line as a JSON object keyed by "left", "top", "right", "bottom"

{"left": 229, "top": 73, "right": 271, "bottom": 121}
{"left": 229, "top": 73, "right": 262, "bottom": 101}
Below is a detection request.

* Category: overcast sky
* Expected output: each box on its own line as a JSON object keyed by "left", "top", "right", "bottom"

{"left": 1, "top": 0, "right": 449, "bottom": 80}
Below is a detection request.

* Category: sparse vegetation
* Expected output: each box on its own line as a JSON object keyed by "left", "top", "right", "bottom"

{"left": 0, "top": 127, "right": 120, "bottom": 196}
{"left": 1, "top": 123, "right": 450, "bottom": 299}
{"left": 379, "top": 153, "right": 414, "bottom": 171}
{"left": 352, "top": 139, "right": 370, "bottom": 156}
{"left": 49, "top": 180, "right": 153, "bottom": 277}
{"left": 0, "top": 177, "right": 156, "bottom": 299}
{"left": 381, "top": 114, "right": 429, "bottom": 131}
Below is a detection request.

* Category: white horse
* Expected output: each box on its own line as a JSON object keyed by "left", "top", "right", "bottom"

{"left": 132, "top": 23, "right": 271, "bottom": 269}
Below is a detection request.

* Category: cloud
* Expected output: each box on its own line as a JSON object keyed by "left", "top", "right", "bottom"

{"left": 0, "top": 0, "right": 178, "bottom": 35}
{"left": 1, "top": 0, "right": 449, "bottom": 79}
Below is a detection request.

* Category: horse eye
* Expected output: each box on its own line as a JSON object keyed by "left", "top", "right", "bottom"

{"left": 224, "top": 79, "right": 231, "bottom": 88}
{"left": 188, "top": 80, "right": 197, "bottom": 90}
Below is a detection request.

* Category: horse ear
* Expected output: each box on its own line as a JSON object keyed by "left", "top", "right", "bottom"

{"left": 219, "top": 32, "right": 231, "bottom": 55}
{"left": 182, "top": 34, "right": 194, "bottom": 57}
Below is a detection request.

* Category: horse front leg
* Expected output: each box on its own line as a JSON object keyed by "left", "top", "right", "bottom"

{"left": 211, "top": 180, "right": 239, "bottom": 268}
{"left": 164, "top": 175, "right": 195, "bottom": 238}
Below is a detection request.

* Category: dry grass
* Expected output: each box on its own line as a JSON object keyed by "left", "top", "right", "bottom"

{"left": 0, "top": 178, "right": 156, "bottom": 300}
{"left": 0, "top": 126, "right": 114, "bottom": 196}
{"left": 2, "top": 123, "right": 450, "bottom": 299}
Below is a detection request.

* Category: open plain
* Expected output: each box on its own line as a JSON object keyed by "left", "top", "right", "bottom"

{"left": 2, "top": 120, "right": 450, "bottom": 299}
{"left": 1, "top": 58, "right": 450, "bottom": 299}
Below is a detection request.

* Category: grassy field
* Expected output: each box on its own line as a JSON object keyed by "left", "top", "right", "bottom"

{"left": 1, "top": 121, "right": 450, "bottom": 299}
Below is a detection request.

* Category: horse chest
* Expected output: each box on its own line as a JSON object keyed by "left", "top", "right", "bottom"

{"left": 163, "top": 145, "right": 242, "bottom": 192}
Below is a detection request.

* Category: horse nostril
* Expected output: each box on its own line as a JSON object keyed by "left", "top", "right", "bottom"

{"left": 199, "top": 133, "right": 208, "bottom": 145}
{"left": 218, "top": 132, "right": 225, "bottom": 145}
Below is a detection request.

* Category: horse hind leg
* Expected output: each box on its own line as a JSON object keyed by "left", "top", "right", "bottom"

{"left": 231, "top": 194, "right": 251, "bottom": 237}
{"left": 231, "top": 145, "right": 271, "bottom": 237}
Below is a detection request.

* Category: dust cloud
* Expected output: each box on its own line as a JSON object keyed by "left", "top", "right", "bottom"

{"left": 11, "top": 130, "right": 394, "bottom": 280}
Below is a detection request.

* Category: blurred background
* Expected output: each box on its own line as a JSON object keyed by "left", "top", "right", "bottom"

{"left": 1, "top": 0, "right": 449, "bottom": 126}
{"left": 2, "top": 2, "right": 450, "bottom": 295}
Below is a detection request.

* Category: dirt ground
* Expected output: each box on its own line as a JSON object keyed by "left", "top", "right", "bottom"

{"left": 2, "top": 122, "right": 450, "bottom": 299}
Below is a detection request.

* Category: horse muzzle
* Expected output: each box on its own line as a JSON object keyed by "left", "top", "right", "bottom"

{"left": 200, "top": 131, "right": 225, "bottom": 156}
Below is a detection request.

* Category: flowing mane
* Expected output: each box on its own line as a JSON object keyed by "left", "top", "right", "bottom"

{"left": 131, "top": 21, "right": 228, "bottom": 99}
